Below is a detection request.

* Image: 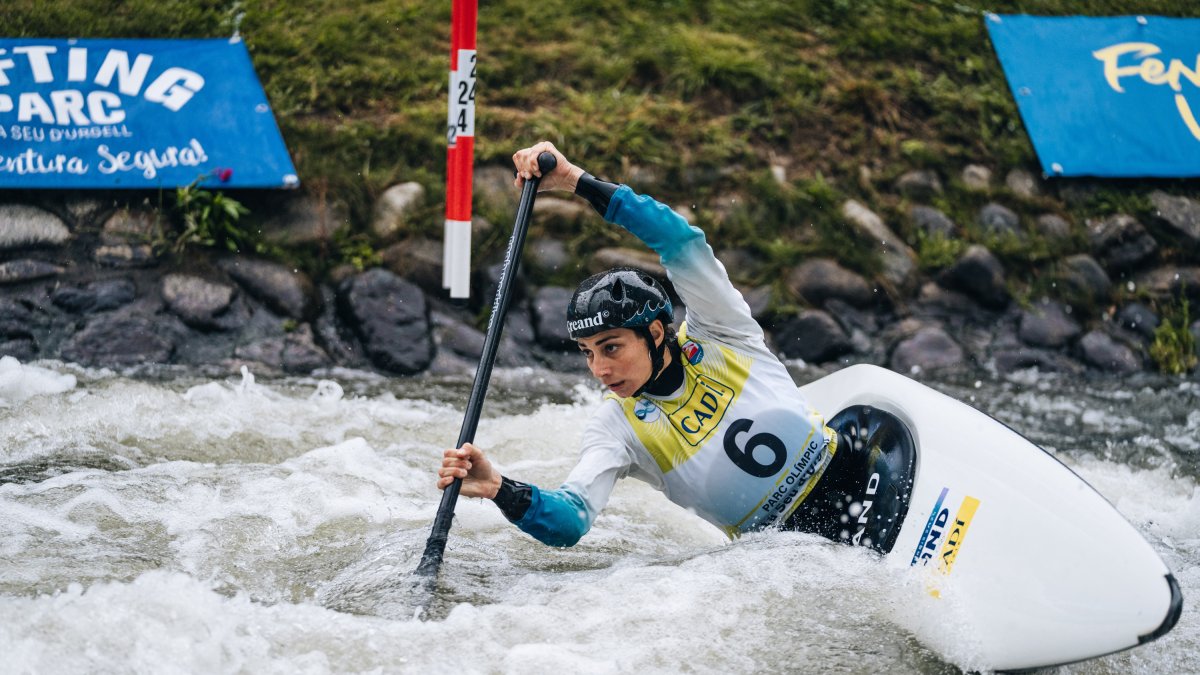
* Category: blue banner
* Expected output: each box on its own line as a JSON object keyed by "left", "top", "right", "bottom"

{"left": 987, "top": 14, "right": 1200, "bottom": 177}
{"left": 0, "top": 37, "right": 297, "bottom": 188}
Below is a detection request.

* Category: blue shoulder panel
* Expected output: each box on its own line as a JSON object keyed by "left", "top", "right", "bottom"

{"left": 513, "top": 485, "right": 593, "bottom": 547}
{"left": 605, "top": 186, "right": 705, "bottom": 264}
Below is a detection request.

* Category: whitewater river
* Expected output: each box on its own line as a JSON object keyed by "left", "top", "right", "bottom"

{"left": 0, "top": 355, "right": 1196, "bottom": 674}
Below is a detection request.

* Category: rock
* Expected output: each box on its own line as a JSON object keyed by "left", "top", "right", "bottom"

{"left": 95, "top": 243, "right": 156, "bottom": 267}
{"left": 51, "top": 278, "right": 137, "bottom": 314}
{"left": 235, "top": 324, "right": 330, "bottom": 374}
{"left": 0, "top": 205, "right": 71, "bottom": 249}
{"left": 218, "top": 257, "right": 319, "bottom": 320}
{"left": 161, "top": 274, "right": 241, "bottom": 331}
{"left": 909, "top": 205, "right": 957, "bottom": 238}
{"left": 895, "top": 170, "right": 943, "bottom": 199}
{"left": 432, "top": 311, "right": 485, "bottom": 360}
{"left": 937, "top": 245, "right": 1009, "bottom": 309}
{"left": 0, "top": 339, "right": 37, "bottom": 361}
{"left": 528, "top": 239, "right": 571, "bottom": 276}
{"left": 1078, "top": 330, "right": 1141, "bottom": 373}
{"left": 1005, "top": 169, "right": 1040, "bottom": 198}
{"left": 1034, "top": 214, "right": 1072, "bottom": 240}
{"left": 961, "top": 164, "right": 992, "bottom": 192}
{"left": 101, "top": 209, "right": 158, "bottom": 242}
{"left": 914, "top": 282, "right": 987, "bottom": 320}
{"left": 473, "top": 165, "right": 521, "bottom": 213}
{"left": 531, "top": 286, "right": 574, "bottom": 350}
{"left": 841, "top": 200, "right": 917, "bottom": 291}
{"left": 1116, "top": 302, "right": 1160, "bottom": 340}
{"left": 62, "top": 197, "right": 108, "bottom": 228}
{"left": 1018, "top": 299, "right": 1081, "bottom": 348}
{"left": 773, "top": 310, "right": 852, "bottom": 363}
{"left": 380, "top": 237, "right": 444, "bottom": 295}
{"left": 1133, "top": 266, "right": 1200, "bottom": 304}
{"left": 993, "top": 347, "right": 1084, "bottom": 374}
{"left": 61, "top": 314, "right": 176, "bottom": 366}
{"left": 589, "top": 247, "right": 666, "bottom": 278}
{"left": 1086, "top": 214, "right": 1157, "bottom": 271}
{"left": 978, "top": 203, "right": 1021, "bottom": 237}
{"left": 0, "top": 259, "right": 64, "bottom": 285}
{"left": 534, "top": 196, "right": 591, "bottom": 223}
{"left": 0, "top": 299, "right": 34, "bottom": 339}
{"left": 787, "top": 258, "right": 874, "bottom": 308}
{"left": 371, "top": 182, "right": 425, "bottom": 241}
{"left": 337, "top": 269, "right": 435, "bottom": 375}
{"left": 261, "top": 194, "right": 349, "bottom": 246}
{"left": 1149, "top": 191, "right": 1200, "bottom": 245}
{"left": 891, "top": 326, "right": 964, "bottom": 373}
{"left": 1055, "top": 255, "right": 1112, "bottom": 309}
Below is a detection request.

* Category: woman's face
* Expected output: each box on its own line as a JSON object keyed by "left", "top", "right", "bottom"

{"left": 576, "top": 325, "right": 658, "bottom": 398}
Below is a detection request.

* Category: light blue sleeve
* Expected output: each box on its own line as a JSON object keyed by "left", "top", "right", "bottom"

{"left": 604, "top": 186, "right": 764, "bottom": 345}
{"left": 512, "top": 486, "right": 594, "bottom": 547}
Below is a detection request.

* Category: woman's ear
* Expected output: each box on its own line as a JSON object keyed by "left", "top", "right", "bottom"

{"left": 649, "top": 319, "right": 665, "bottom": 348}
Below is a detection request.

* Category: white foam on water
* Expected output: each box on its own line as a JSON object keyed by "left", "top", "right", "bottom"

{"left": 1, "top": 369, "right": 1197, "bottom": 673}
{"left": 0, "top": 356, "right": 76, "bottom": 408}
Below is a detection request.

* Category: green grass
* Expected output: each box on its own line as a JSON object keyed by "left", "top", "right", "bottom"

{"left": 3, "top": 0, "right": 1199, "bottom": 285}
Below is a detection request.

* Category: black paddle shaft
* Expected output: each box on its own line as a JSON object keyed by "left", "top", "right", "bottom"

{"left": 414, "top": 151, "right": 557, "bottom": 581}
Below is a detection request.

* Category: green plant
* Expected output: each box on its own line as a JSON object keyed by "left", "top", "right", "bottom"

{"left": 915, "top": 231, "right": 967, "bottom": 271}
{"left": 170, "top": 173, "right": 251, "bottom": 254}
{"left": 334, "top": 229, "right": 383, "bottom": 272}
{"left": 1150, "top": 294, "right": 1198, "bottom": 375}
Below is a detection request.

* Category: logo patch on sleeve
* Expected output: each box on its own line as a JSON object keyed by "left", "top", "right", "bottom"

{"left": 682, "top": 340, "right": 704, "bottom": 365}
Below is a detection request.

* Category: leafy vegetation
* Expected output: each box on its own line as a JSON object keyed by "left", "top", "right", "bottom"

{"left": 167, "top": 172, "right": 252, "bottom": 253}
{"left": 1150, "top": 294, "right": 1198, "bottom": 374}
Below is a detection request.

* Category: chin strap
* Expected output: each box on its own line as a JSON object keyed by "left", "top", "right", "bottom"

{"left": 630, "top": 326, "right": 670, "bottom": 399}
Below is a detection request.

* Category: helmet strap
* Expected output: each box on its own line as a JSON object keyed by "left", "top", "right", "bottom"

{"left": 631, "top": 322, "right": 670, "bottom": 398}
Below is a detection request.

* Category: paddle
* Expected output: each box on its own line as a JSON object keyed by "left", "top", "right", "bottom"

{"left": 413, "top": 150, "right": 557, "bottom": 597}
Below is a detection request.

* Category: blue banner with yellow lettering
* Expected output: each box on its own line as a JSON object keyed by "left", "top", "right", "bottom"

{"left": 987, "top": 14, "right": 1200, "bottom": 177}
{"left": 0, "top": 37, "right": 297, "bottom": 188}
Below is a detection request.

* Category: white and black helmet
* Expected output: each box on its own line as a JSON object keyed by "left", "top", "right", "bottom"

{"left": 566, "top": 267, "right": 673, "bottom": 340}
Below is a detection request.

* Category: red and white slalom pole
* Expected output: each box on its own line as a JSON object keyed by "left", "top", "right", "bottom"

{"left": 443, "top": 0, "right": 477, "bottom": 299}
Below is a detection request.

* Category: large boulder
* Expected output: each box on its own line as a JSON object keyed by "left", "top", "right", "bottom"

{"left": 1077, "top": 330, "right": 1141, "bottom": 373}
{"left": 381, "top": 237, "right": 444, "bottom": 295}
{"left": 936, "top": 245, "right": 1009, "bottom": 309}
{"left": 841, "top": 200, "right": 917, "bottom": 291}
{"left": 337, "top": 269, "right": 435, "bottom": 375}
{"left": 993, "top": 347, "right": 1084, "bottom": 374}
{"left": 961, "top": 164, "right": 992, "bottom": 192}
{"left": 0, "top": 259, "right": 64, "bottom": 285}
{"left": 0, "top": 299, "right": 34, "bottom": 342}
{"left": 218, "top": 257, "right": 319, "bottom": 320}
{"left": 772, "top": 310, "right": 852, "bottom": 363}
{"left": 261, "top": 195, "right": 349, "bottom": 246}
{"left": 1006, "top": 169, "right": 1041, "bottom": 199}
{"left": 1018, "top": 299, "right": 1081, "bottom": 348}
{"left": 371, "top": 182, "right": 425, "bottom": 241}
{"left": 1055, "top": 255, "right": 1112, "bottom": 310}
{"left": 1149, "top": 191, "right": 1200, "bottom": 246}
{"left": 786, "top": 258, "right": 875, "bottom": 308}
{"left": 1086, "top": 214, "right": 1157, "bottom": 272}
{"left": 51, "top": 278, "right": 137, "bottom": 314}
{"left": 895, "top": 170, "right": 942, "bottom": 199}
{"left": 1134, "top": 266, "right": 1200, "bottom": 304}
{"left": 530, "top": 286, "right": 574, "bottom": 350}
{"left": 1116, "top": 302, "right": 1160, "bottom": 341}
{"left": 161, "top": 274, "right": 243, "bottom": 331}
{"left": 234, "top": 324, "right": 331, "bottom": 374}
{"left": 1034, "top": 214, "right": 1072, "bottom": 240}
{"left": 0, "top": 205, "right": 70, "bottom": 250}
{"left": 528, "top": 238, "right": 572, "bottom": 277}
{"left": 978, "top": 203, "right": 1021, "bottom": 237}
{"left": 61, "top": 314, "right": 177, "bottom": 366}
{"left": 890, "top": 326, "right": 964, "bottom": 373}
{"left": 588, "top": 247, "right": 665, "bottom": 278}
{"left": 909, "top": 205, "right": 957, "bottom": 238}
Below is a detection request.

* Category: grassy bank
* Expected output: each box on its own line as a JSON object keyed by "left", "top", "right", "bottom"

{"left": 3, "top": 1, "right": 1199, "bottom": 281}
